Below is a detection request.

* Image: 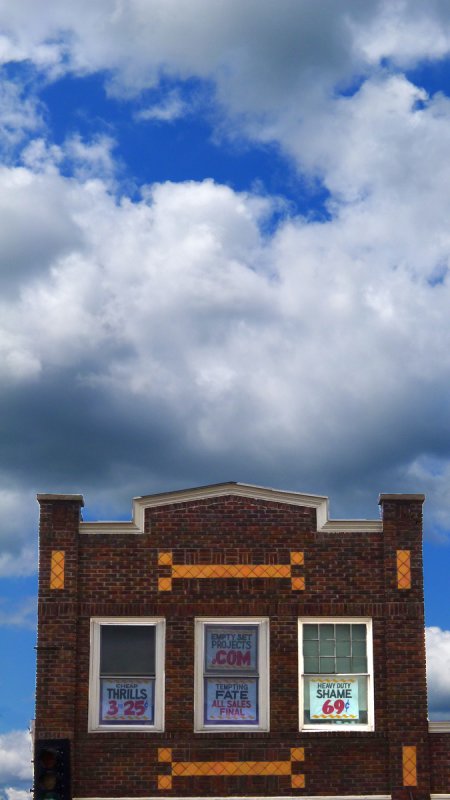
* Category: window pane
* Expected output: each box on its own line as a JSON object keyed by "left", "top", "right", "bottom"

{"left": 100, "top": 678, "right": 154, "bottom": 725}
{"left": 204, "top": 677, "right": 259, "bottom": 725}
{"left": 335, "top": 624, "right": 351, "bottom": 641}
{"left": 303, "top": 639, "right": 319, "bottom": 657}
{"left": 319, "top": 657, "right": 335, "bottom": 673}
{"left": 100, "top": 625, "right": 155, "bottom": 676}
{"left": 351, "top": 657, "right": 367, "bottom": 673}
{"left": 320, "top": 624, "right": 334, "bottom": 640}
{"left": 336, "top": 657, "right": 351, "bottom": 672}
{"left": 304, "top": 675, "right": 368, "bottom": 725}
{"left": 303, "top": 624, "right": 318, "bottom": 640}
{"left": 320, "top": 639, "right": 335, "bottom": 657}
{"left": 352, "top": 624, "right": 366, "bottom": 641}
{"left": 304, "top": 656, "right": 319, "bottom": 673}
{"left": 204, "top": 625, "right": 258, "bottom": 674}
{"left": 352, "top": 640, "right": 366, "bottom": 657}
{"left": 336, "top": 640, "right": 351, "bottom": 657}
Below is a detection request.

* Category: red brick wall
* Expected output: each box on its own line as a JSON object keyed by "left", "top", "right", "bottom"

{"left": 35, "top": 491, "right": 441, "bottom": 799}
{"left": 430, "top": 734, "right": 450, "bottom": 793}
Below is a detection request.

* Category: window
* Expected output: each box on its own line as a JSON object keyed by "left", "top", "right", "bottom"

{"left": 298, "top": 618, "right": 374, "bottom": 732}
{"left": 194, "top": 617, "right": 269, "bottom": 732}
{"left": 88, "top": 617, "right": 165, "bottom": 732}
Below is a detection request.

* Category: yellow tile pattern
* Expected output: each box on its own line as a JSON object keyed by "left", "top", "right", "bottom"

{"left": 158, "top": 550, "right": 305, "bottom": 591}
{"left": 50, "top": 550, "right": 65, "bottom": 589}
{"left": 397, "top": 550, "right": 411, "bottom": 589}
{"left": 403, "top": 746, "right": 417, "bottom": 786}
{"left": 157, "top": 746, "right": 305, "bottom": 790}
{"left": 158, "top": 552, "right": 173, "bottom": 566}
{"left": 172, "top": 564, "right": 292, "bottom": 579}
{"left": 172, "top": 761, "right": 292, "bottom": 776}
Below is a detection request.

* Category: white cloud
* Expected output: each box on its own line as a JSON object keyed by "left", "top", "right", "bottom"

{"left": 426, "top": 627, "right": 450, "bottom": 719}
{"left": 136, "top": 90, "right": 187, "bottom": 123}
{"left": 0, "top": 145, "right": 449, "bottom": 523}
{"left": 0, "top": 78, "right": 43, "bottom": 153}
{"left": 4, "top": 789, "right": 29, "bottom": 800}
{"left": 0, "top": 731, "right": 31, "bottom": 785}
{"left": 0, "top": 2, "right": 448, "bottom": 114}
{"left": 1, "top": 2, "right": 450, "bottom": 551}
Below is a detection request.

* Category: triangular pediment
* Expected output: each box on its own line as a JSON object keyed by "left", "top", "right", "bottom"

{"left": 79, "top": 481, "right": 382, "bottom": 534}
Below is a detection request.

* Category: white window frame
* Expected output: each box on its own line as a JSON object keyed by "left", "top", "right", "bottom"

{"left": 194, "top": 617, "right": 270, "bottom": 732}
{"left": 88, "top": 617, "right": 165, "bottom": 732}
{"left": 298, "top": 617, "right": 374, "bottom": 733}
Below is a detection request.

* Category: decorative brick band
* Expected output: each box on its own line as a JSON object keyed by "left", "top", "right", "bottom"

{"left": 402, "top": 745, "right": 417, "bottom": 786}
{"left": 50, "top": 550, "right": 65, "bottom": 589}
{"left": 157, "top": 747, "right": 305, "bottom": 791}
{"left": 157, "top": 551, "right": 304, "bottom": 592}
{"left": 397, "top": 550, "right": 411, "bottom": 589}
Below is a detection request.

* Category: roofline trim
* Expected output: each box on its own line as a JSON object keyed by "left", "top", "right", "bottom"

{"left": 79, "top": 482, "right": 381, "bottom": 534}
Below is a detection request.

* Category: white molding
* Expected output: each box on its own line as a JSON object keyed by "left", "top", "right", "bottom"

{"left": 88, "top": 617, "right": 165, "bottom": 733}
{"left": 298, "top": 617, "right": 375, "bottom": 733}
{"left": 194, "top": 617, "right": 270, "bottom": 733}
{"left": 79, "top": 482, "right": 381, "bottom": 534}
{"left": 321, "top": 520, "right": 382, "bottom": 533}
{"left": 80, "top": 521, "right": 140, "bottom": 534}
{"left": 429, "top": 721, "right": 450, "bottom": 732}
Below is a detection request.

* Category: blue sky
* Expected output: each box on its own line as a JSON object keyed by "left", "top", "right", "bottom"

{"left": 1, "top": 1, "right": 450, "bottom": 794}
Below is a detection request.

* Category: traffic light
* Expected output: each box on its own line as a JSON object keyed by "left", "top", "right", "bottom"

{"left": 34, "top": 739, "right": 71, "bottom": 800}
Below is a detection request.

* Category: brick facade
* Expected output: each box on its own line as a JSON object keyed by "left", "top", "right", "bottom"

{"left": 34, "top": 483, "right": 450, "bottom": 799}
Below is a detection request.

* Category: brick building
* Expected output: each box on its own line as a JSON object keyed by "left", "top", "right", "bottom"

{"left": 35, "top": 482, "right": 450, "bottom": 800}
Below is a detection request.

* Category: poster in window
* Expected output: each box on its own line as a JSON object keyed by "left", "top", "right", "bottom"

{"left": 204, "top": 677, "right": 259, "bottom": 724}
{"left": 309, "top": 676, "right": 359, "bottom": 720}
{"left": 205, "top": 626, "right": 258, "bottom": 672}
{"left": 100, "top": 679, "right": 154, "bottom": 724}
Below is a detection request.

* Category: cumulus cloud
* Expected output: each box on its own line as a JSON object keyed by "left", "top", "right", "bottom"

{"left": 0, "top": 731, "right": 31, "bottom": 785}
{"left": 3, "top": 789, "right": 29, "bottom": 800}
{"left": 136, "top": 89, "right": 188, "bottom": 123}
{"left": 0, "top": 145, "right": 449, "bottom": 536}
{"left": 426, "top": 627, "right": 450, "bottom": 720}
{"left": 0, "top": 1, "right": 448, "bottom": 119}
{"left": 1, "top": 2, "right": 450, "bottom": 571}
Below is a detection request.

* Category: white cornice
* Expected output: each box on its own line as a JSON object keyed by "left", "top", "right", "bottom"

{"left": 79, "top": 482, "right": 381, "bottom": 535}
{"left": 79, "top": 521, "right": 139, "bottom": 534}
{"left": 429, "top": 721, "right": 450, "bottom": 733}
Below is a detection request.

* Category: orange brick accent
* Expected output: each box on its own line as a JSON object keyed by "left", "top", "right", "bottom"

{"left": 50, "top": 550, "right": 65, "bottom": 589}
{"left": 158, "top": 550, "right": 304, "bottom": 591}
{"left": 157, "top": 746, "right": 304, "bottom": 790}
{"left": 158, "top": 748, "right": 172, "bottom": 763}
{"left": 403, "top": 745, "right": 417, "bottom": 786}
{"left": 172, "top": 761, "right": 292, "bottom": 776}
{"left": 157, "top": 775, "right": 172, "bottom": 790}
{"left": 172, "top": 564, "right": 291, "bottom": 579}
{"left": 397, "top": 550, "right": 411, "bottom": 589}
